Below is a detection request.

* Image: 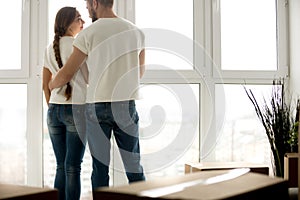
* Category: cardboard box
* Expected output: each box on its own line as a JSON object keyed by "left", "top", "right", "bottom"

{"left": 0, "top": 183, "right": 58, "bottom": 200}
{"left": 284, "top": 153, "right": 298, "bottom": 187}
{"left": 94, "top": 170, "right": 289, "bottom": 200}
{"left": 185, "top": 162, "right": 269, "bottom": 175}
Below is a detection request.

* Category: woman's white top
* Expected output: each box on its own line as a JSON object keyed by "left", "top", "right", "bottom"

{"left": 43, "top": 36, "right": 87, "bottom": 104}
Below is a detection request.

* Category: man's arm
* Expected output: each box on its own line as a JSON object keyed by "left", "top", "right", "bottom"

{"left": 49, "top": 47, "right": 87, "bottom": 90}
{"left": 139, "top": 49, "right": 145, "bottom": 78}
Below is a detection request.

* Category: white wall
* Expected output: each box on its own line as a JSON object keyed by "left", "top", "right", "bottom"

{"left": 289, "top": 0, "right": 300, "bottom": 96}
{"left": 288, "top": 1, "right": 300, "bottom": 199}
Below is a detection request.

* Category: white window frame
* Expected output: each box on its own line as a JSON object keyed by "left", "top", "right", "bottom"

{"left": 211, "top": 0, "right": 289, "bottom": 81}
{"left": 124, "top": 0, "right": 207, "bottom": 162}
{"left": 126, "top": 0, "right": 220, "bottom": 162}
{"left": 121, "top": 0, "right": 204, "bottom": 83}
{"left": 204, "top": 0, "right": 290, "bottom": 162}
{"left": 0, "top": 0, "right": 46, "bottom": 187}
{"left": 27, "top": 0, "right": 48, "bottom": 187}
{"left": 0, "top": 0, "right": 30, "bottom": 78}
{"left": 1, "top": 0, "right": 288, "bottom": 188}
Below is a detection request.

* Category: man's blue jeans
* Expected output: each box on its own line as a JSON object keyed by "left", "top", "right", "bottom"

{"left": 47, "top": 104, "right": 86, "bottom": 200}
{"left": 86, "top": 100, "right": 145, "bottom": 189}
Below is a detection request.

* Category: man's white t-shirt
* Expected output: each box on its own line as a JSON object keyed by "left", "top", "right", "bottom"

{"left": 44, "top": 36, "right": 87, "bottom": 104}
{"left": 73, "top": 17, "right": 145, "bottom": 103}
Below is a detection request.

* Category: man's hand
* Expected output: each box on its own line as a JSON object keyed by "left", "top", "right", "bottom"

{"left": 48, "top": 79, "right": 55, "bottom": 91}
{"left": 50, "top": 47, "right": 87, "bottom": 90}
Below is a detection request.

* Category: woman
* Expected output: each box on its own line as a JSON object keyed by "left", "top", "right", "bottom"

{"left": 42, "top": 7, "right": 87, "bottom": 200}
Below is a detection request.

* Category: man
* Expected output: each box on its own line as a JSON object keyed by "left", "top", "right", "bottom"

{"left": 49, "top": 0, "right": 146, "bottom": 191}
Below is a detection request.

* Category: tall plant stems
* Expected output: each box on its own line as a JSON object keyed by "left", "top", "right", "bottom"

{"left": 243, "top": 79, "right": 295, "bottom": 177}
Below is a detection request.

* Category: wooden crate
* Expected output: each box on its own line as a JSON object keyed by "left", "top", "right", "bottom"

{"left": 284, "top": 153, "right": 299, "bottom": 187}
{"left": 94, "top": 170, "right": 288, "bottom": 200}
{"left": 185, "top": 161, "right": 269, "bottom": 175}
{"left": 0, "top": 183, "right": 58, "bottom": 200}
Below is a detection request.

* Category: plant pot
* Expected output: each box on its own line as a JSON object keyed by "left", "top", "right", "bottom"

{"left": 284, "top": 153, "right": 298, "bottom": 187}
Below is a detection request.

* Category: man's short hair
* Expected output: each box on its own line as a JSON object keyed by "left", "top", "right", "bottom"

{"left": 97, "top": 0, "right": 113, "bottom": 7}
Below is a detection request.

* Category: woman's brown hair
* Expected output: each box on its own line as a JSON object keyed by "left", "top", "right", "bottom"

{"left": 53, "top": 7, "right": 76, "bottom": 101}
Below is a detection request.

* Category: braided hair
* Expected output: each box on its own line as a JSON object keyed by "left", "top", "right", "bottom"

{"left": 53, "top": 7, "right": 76, "bottom": 101}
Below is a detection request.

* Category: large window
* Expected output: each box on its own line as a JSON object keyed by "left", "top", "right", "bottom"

{"left": 0, "top": 84, "right": 27, "bottom": 184}
{"left": 220, "top": 0, "right": 277, "bottom": 71}
{"left": 0, "top": 1, "right": 29, "bottom": 77}
{"left": 208, "top": 0, "right": 289, "bottom": 170}
{"left": 133, "top": 0, "right": 200, "bottom": 181}
{"left": 0, "top": 2, "right": 22, "bottom": 70}
{"left": 135, "top": 0, "right": 194, "bottom": 70}
{"left": 0, "top": 0, "right": 33, "bottom": 187}
{"left": 138, "top": 84, "right": 199, "bottom": 179}
{"left": 212, "top": 0, "right": 288, "bottom": 79}
{"left": 215, "top": 84, "right": 272, "bottom": 171}
{"left": 0, "top": 1, "right": 290, "bottom": 198}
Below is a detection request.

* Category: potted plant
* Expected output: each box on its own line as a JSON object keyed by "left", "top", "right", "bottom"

{"left": 243, "top": 78, "right": 299, "bottom": 177}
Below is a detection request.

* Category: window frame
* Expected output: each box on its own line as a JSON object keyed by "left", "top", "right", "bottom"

{"left": 211, "top": 0, "right": 289, "bottom": 81}
{"left": 119, "top": 0, "right": 204, "bottom": 171}
{"left": 125, "top": 0, "right": 204, "bottom": 83}
{"left": 0, "top": 0, "right": 290, "bottom": 188}
{"left": 0, "top": 0, "right": 45, "bottom": 187}
{"left": 0, "top": 0, "right": 30, "bottom": 78}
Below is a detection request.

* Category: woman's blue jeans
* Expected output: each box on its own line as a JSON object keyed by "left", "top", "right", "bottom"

{"left": 85, "top": 100, "right": 145, "bottom": 189}
{"left": 47, "top": 104, "right": 86, "bottom": 200}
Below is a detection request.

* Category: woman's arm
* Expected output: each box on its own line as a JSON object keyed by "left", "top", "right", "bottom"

{"left": 80, "top": 61, "right": 89, "bottom": 84}
{"left": 139, "top": 49, "right": 145, "bottom": 78}
{"left": 42, "top": 67, "right": 52, "bottom": 105}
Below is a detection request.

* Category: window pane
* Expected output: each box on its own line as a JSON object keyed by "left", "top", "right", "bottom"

{"left": 0, "top": 2, "right": 22, "bottom": 70}
{"left": 0, "top": 84, "right": 27, "bottom": 184}
{"left": 215, "top": 84, "right": 272, "bottom": 172}
{"left": 220, "top": 0, "right": 277, "bottom": 70}
{"left": 137, "top": 84, "right": 199, "bottom": 178}
{"left": 135, "top": 0, "right": 194, "bottom": 70}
